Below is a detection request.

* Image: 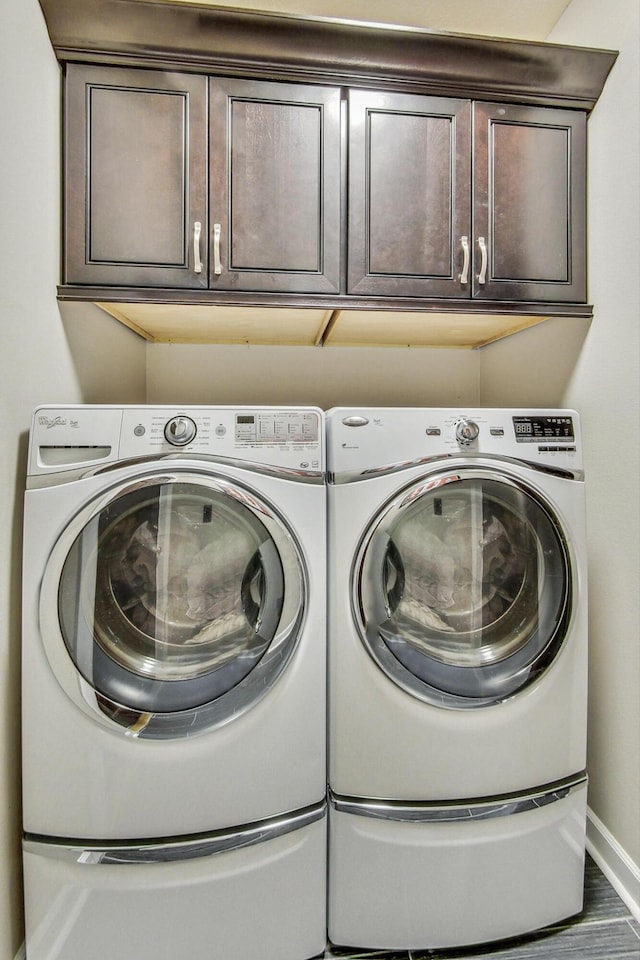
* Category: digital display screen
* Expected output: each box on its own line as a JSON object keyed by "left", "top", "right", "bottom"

{"left": 515, "top": 421, "right": 533, "bottom": 436}
{"left": 236, "top": 415, "right": 255, "bottom": 425}
{"left": 513, "top": 416, "right": 574, "bottom": 442}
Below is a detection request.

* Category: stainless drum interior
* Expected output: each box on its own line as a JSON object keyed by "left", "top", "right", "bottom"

{"left": 83, "top": 485, "right": 277, "bottom": 681}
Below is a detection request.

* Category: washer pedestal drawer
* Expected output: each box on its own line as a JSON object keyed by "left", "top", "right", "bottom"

{"left": 24, "top": 812, "right": 326, "bottom": 960}
{"left": 328, "top": 782, "right": 587, "bottom": 950}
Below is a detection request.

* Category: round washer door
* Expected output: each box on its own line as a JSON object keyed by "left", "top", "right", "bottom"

{"left": 42, "top": 472, "right": 306, "bottom": 738}
{"left": 354, "top": 468, "right": 572, "bottom": 707}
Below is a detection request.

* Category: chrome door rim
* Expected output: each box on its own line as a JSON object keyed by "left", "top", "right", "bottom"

{"left": 40, "top": 469, "right": 307, "bottom": 738}
{"left": 352, "top": 466, "right": 572, "bottom": 708}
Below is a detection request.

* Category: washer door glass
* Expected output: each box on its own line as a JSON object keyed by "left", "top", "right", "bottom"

{"left": 54, "top": 475, "right": 305, "bottom": 736}
{"left": 355, "top": 471, "right": 571, "bottom": 707}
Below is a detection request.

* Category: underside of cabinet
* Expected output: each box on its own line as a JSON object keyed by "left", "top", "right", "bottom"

{"left": 93, "top": 301, "right": 590, "bottom": 349}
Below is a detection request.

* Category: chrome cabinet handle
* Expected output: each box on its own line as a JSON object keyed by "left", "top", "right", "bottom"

{"left": 213, "top": 223, "right": 222, "bottom": 275}
{"left": 459, "top": 235, "right": 470, "bottom": 284}
{"left": 193, "top": 221, "right": 202, "bottom": 274}
{"left": 477, "top": 236, "right": 488, "bottom": 285}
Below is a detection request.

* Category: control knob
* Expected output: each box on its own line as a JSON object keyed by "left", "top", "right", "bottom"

{"left": 455, "top": 418, "right": 480, "bottom": 445}
{"left": 164, "top": 415, "right": 197, "bottom": 446}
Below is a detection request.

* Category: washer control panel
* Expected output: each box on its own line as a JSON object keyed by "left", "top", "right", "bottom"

{"left": 233, "top": 410, "right": 320, "bottom": 445}
{"left": 28, "top": 406, "right": 324, "bottom": 477}
{"left": 121, "top": 408, "right": 322, "bottom": 470}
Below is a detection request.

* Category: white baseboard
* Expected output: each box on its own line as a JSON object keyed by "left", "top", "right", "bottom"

{"left": 587, "top": 806, "right": 640, "bottom": 922}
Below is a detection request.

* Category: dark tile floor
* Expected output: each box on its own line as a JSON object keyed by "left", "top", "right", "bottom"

{"left": 323, "top": 856, "right": 640, "bottom": 959}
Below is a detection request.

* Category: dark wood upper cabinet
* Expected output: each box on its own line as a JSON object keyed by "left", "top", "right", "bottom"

{"left": 209, "top": 78, "right": 341, "bottom": 294}
{"left": 64, "top": 70, "right": 587, "bottom": 305}
{"left": 64, "top": 64, "right": 208, "bottom": 288}
{"left": 64, "top": 65, "right": 588, "bottom": 309}
{"left": 348, "top": 93, "right": 586, "bottom": 303}
{"left": 472, "top": 103, "right": 586, "bottom": 302}
{"left": 348, "top": 91, "right": 471, "bottom": 298}
{"left": 65, "top": 68, "right": 342, "bottom": 295}
{"left": 52, "top": 6, "right": 616, "bottom": 335}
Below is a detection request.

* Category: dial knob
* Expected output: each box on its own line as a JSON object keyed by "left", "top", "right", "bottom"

{"left": 455, "top": 418, "right": 480, "bottom": 445}
{"left": 164, "top": 415, "right": 197, "bottom": 446}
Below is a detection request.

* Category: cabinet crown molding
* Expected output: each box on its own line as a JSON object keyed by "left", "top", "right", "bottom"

{"left": 38, "top": 0, "right": 617, "bottom": 109}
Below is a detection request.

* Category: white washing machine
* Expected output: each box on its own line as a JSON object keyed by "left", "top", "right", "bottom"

{"left": 22, "top": 405, "right": 327, "bottom": 960}
{"left": 326, "top": 407, "right": 588, "bottom": 950}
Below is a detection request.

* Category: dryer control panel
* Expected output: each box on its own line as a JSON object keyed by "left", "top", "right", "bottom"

{"left": 512, "top": 414, "right": 575, "bottom": 443}
{"left": 327, "top": 407, "right": 582, "bottom": 477}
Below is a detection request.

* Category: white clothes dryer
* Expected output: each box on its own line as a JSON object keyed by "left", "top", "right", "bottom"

{"left": 22, "top": 405, "right": 326, "bottom": 960}
{"left": 326, "top": 407, "right": 588, "bottom": 950}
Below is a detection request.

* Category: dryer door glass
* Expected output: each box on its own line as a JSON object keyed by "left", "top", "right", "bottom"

{"left": 356, "top": 471, "right": 571, "bottom": 707}
{"left": 55, "top": 476, "right": 305, "bottom": 736}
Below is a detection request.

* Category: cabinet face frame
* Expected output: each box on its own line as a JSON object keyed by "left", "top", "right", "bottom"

{"left": 208, "top": 77, "right": 342, "bottom": 294}
{"left": 472, "top": 102, "right": 587, "bottom": 303}
{"left": 347, "top": 91, "right": 472, "bottom": 298}
{"left": 64, "top": 64, "right": 208, "bottom": 288}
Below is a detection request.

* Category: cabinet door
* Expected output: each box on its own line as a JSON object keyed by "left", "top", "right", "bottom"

{"left": 209, "top": 78, "right": 341, "bottom": 293}
{"left": 64, "top": 65, "right": 208, "bottom": 288}
{"left": 472, "top": 103, "right": 586, "bottom": 302}
{"left": 347, "top": 91, "right": 471, "bottom": 297}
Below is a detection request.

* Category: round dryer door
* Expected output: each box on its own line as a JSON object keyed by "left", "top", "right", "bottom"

{"left": 355, "top": 469, "right": 572, "bottom": 707}
{"left": 45, "top": 473, "right": 305, "bottom": 737}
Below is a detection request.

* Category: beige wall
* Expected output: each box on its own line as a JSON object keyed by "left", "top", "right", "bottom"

{"left": 480, "top": 0, "right": 640, "bottom": 891}
{"left": 0, "top": 4, "right": 146, "bottom": 958}
{"left": 549, "top": 0, "right": 639, "bottom": 880}
{"left": 146, "top": 343, "right": 479, "bottom": 407}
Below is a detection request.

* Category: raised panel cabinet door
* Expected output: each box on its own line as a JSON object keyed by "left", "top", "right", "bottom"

{"left": 209, "top": 78, "right": 341, "bottom": 293}
{"left": 347, "top": 90, "right": 472, "bottom": 297}
{"left": 64, "top": 65, "right": 208, "bottom": 287}
{"left": 472, "top": 102, "right": 587, "bottom": 302}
